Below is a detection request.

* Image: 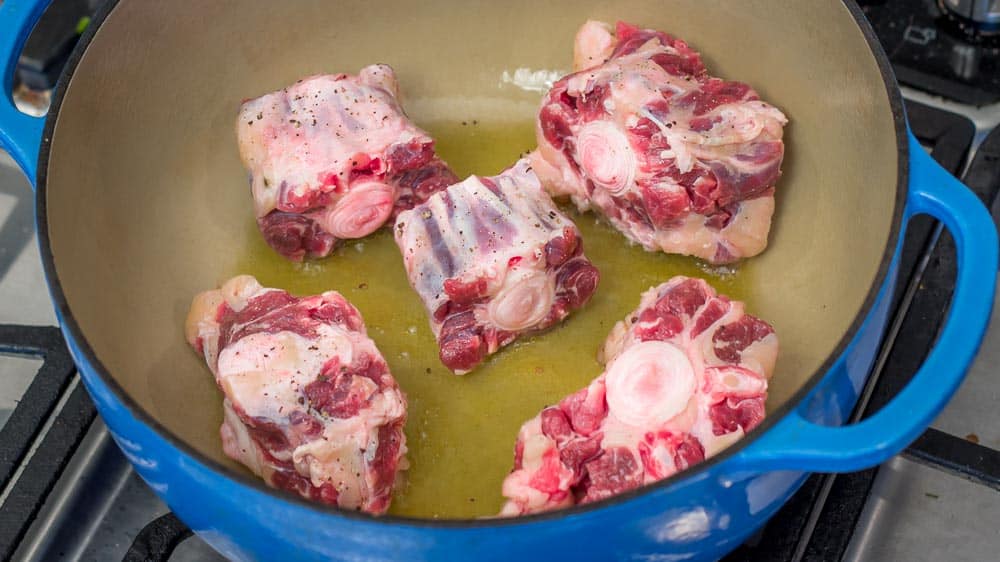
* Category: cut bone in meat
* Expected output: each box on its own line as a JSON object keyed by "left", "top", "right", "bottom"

{"left": 394, "top": 159, "right": 600, "bottom": 374}
{"left": 185, "top": 275, "right": 407, "bottom": 514}
{"left": 238, "top": 65, "right": 457, "bottom": 261}
{"left": 500, "top": 276, "right": 777, "bottom": 515}
{"left": 531, "top": 21, "right": 788, "bottom": 264}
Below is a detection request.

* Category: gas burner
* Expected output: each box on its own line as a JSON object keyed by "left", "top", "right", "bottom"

{"left": 862, "top": 0, "right": 1000, "bottom": 105}
{"left": 938, "top": 0, "right": 1000, "bottom": 36}
{"left": 935, "top": 0, "right": 1000, "bottom": 51}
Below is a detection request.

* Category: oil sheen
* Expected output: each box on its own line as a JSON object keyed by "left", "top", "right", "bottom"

{"left": 233, "top": 120, "right": 750, "bottom": 519}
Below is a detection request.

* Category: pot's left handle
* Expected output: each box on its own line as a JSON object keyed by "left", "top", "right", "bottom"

{"left": 0, "top": 0, "right": 53, "bottom": 187}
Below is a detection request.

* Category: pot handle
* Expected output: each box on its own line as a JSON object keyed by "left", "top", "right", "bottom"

{"left": 734, "top": 132, "right": 997, "bottom": 474}
{"left": 0, "top": 0, "right": 52, "bottom": 186}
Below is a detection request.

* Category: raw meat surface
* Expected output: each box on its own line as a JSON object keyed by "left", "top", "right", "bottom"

{"left": 185, "top": 275, "right": 407, "bottom": 513}
{"left": 238, "top": 65, "right": 457, "bottom": 261}
{"left": 500, "top": 276, "right": 777, "bottom": 515}
{"left": 531, "top": 21, "right": 788, "bottom": 263}
{"left": 394, "top": 159, "right": 600, "bottom": 374}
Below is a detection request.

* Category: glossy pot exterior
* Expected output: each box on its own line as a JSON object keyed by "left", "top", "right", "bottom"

{"left": 2, "top": 1, "right": 996, "bottom": 560}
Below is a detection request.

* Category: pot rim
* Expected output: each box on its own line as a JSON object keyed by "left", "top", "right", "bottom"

{"left": 33, "top": 0, "right": 908, "bottom": 528}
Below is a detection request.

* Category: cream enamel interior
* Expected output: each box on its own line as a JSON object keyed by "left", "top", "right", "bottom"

{"left": 43, "top": 0, "right": 899, "bottom": 518}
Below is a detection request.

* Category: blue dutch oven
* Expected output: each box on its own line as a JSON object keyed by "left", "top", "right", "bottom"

{"left": 1, "top": 0, "right": 997, "bottom": 560}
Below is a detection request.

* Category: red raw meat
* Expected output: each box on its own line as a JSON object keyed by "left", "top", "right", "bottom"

{"left": 394, "top": 159, "right": 600, "bottom": 374}
{"left": 501, "top": 276, "right": 777, "bottom": 515}
{"left": 186, "top": 275, "right": 407, "bottom": 514}
{"left": 238, "top": 65, "right": 457, "bottom": 261}
{"left": 531, "top": 21, "right": 788, "bottom": 264}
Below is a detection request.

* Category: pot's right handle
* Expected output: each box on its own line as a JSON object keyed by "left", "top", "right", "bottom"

{"left": 0, "top": 0, "right": 52, "bottom": 186}
{"left": 734, "top": 132, "right": 997, "bottom": 474}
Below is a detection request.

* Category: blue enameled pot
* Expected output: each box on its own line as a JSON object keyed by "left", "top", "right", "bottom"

{"left": 1, "top": 0, "right": 996, "bottom": 560}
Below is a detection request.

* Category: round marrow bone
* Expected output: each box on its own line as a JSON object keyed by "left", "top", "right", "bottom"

{"left": 324, "top": 180, "right": 395, "bottom": 239}
{"left": 605, "top": 340, "right": 695, "bottom": 428}
{"left": 487, "top": 271, "right": 556, "bottom": 332}
{"left": 577, "top": 121, "right": 636, "bottom": 196}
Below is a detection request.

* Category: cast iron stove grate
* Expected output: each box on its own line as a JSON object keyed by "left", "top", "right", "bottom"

{"left": 0, "top": 326, "right": 94, "bottom": 561}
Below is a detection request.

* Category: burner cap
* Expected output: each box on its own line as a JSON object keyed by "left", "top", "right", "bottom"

{"left": 939, "top": 0, "right": 1000, "bottom": 35}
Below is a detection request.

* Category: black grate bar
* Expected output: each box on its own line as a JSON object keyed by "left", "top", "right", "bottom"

{"left": 0, "top": 380, "right": 96, "bottom": 561}
{"left": 903, "top": 428, "right": 1000, "bottom": 491}
{"left": 0, "top": 325, "right": 76, "bottom": 493}
{"left": 124, "top": 512, "right": 193, "bottom": 562}
{"left": 903, "top": 100, "right": 976, "bottom": 176}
